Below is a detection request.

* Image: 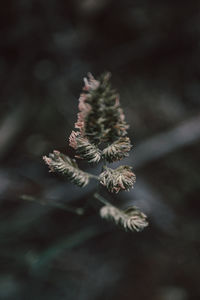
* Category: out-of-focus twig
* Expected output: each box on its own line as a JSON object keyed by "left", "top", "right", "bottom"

{"left": 30, "top": 225, "right": 102, "bottom": 271}
{"left": 121, "top": 116, "right": 200, "bottom": 232}
{"left": 0, "top": 104, "right": 31, "bottom": 160}
{"left": 21, "top": 194, "right": 84, "bottom": 215}
{"left": 133, "top": 115, "right": 200, "bottom": 169}
{"left": 126, "top": 179, "right": 176, "bottom": 233}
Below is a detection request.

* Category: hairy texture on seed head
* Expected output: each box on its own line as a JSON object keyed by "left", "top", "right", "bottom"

{"left": 43, "top": 150, "right": 90, "bottom": 187}
{"left": 69, "top": 131, "right": 101, "bottom": 163}
{"left": 102, "top": 137, "right": 132, "bottom": 162}
{"left": 70, "top": 72, "right": 129, "bottom": 147}
{"left": 75, "top": 137, "right": 102, "bottom": 163}
{"left": 100, "top": 166, "right": 136, "bottom": 193}
{"left": 100, "top": 205, "right": 148, "bottom": 232}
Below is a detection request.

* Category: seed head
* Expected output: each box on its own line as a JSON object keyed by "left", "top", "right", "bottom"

{"left": 69, "top": 73, "right": 129, "bottom": 147}
{"left": 100, "top": 205, "right": 148, "bottom": 232}
{"left": 102, "top": 137, "right": 132, "bottom": 162}
{"left": 100, "top": 166, "right": 136, "bottom": 193}
{"left": 43, "top": 150, "right": 90, "bottom": 187}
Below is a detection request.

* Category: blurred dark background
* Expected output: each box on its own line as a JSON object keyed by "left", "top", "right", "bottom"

{"left": 0, "top": 1, "right": 200, "bottom": 299}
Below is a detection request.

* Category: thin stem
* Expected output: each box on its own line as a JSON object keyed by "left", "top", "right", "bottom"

{"left": 102, "top": 159, "right": 107, "bottom": 170}
{"left": 87, "top": 173, "right": 99, "bottom": 180}
{"left": 21, "top": 195, "right": 84, "bottom": 215}
{"left": 92, "top": 160, "right": 112, "bottom": 206}
{"left": 94, "top": 192, "right": 111, "bottom": 206}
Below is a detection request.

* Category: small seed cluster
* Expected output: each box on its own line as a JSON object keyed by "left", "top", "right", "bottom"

{"left": 100, "top": 166, "right": 136, "bottom": 193}
{"left": 100, "top": 205, "right": 148, "bottom": 232}
{"left": 43, "top": 150, "right": 90, "bottom": 187}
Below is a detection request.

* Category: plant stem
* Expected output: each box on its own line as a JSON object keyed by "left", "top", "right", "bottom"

{"left": 21, "top": 195, "right": 84, "bottom": 215}
{"left": 94, "top": 192, "right": 111, "bottom": 206}
{"left": 87, "top": 173, "right": 99, "bottom": 180}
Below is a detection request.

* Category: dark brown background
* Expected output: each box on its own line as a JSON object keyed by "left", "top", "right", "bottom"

{"left": 0, "top": 1, "right": 200, "bottom": 299}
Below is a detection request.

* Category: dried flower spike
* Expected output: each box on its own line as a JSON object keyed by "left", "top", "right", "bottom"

{"left": 43, "top": 72, "right": 148, "bottom": 232}
{"left": 100, "top": 205, "right": 148, "bottom": 232}
{"left": 69, "top": 72, "right": 130, "bottom": 164}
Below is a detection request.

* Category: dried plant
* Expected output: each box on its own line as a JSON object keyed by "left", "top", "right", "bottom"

{"left": 43, "top": 73, "right": 148, "bottom": 232}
